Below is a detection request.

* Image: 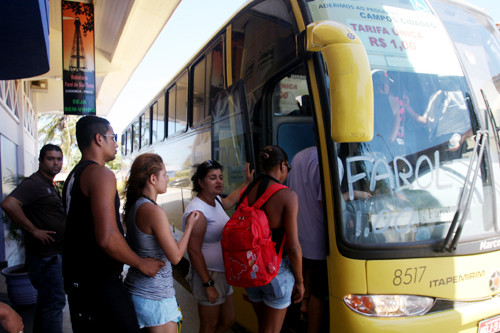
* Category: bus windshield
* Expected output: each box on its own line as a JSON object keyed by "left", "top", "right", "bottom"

{"left": 307, "top": 0, "right": 499, "bottom": 250}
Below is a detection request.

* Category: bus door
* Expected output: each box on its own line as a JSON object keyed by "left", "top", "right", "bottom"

{"left": 211, "top": 79, "right": 256, "bottom": 196}
{"left": 270, "top": 66, "right": 316, "bottom": 162}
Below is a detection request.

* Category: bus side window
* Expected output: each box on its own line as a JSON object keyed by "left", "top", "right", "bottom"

{"left": 152, "top": 94, "right": 166, "bottom": 143}
{"left": 126, "top": 128, "right": 131, "bottom": 155}
{"left": 175, "top": 73, "right": 188, "bottom": 134}
{"left": 132, "top": 120, "right": 139, "bottom": 152}
{"left": 192, "top": 40, "right": 224, "bottom": 128}
{"left": 121, "top": 133, "right": 126, "bottom": 156}
{"left": 140, "top": 111, "right": 150, "bottom": 149}
{"left": 192, "top": 56, "right": 207, "bottom": 126}
{"left": 167, "top": 85, "right": 175, "bottom": 137}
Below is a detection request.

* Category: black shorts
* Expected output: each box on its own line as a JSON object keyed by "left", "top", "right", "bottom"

{"left": 65, "top": 277, "right": 139, "bottom": 333}
{"left": 303, "top": 258, "right": 328, "bottom": 301}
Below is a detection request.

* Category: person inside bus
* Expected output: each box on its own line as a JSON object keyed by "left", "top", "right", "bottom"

{"left": 182, "top": 160, "right": 253, "bottom": 333}
{"left": 243, "top": 146, "right": 304, "bottom": 333}
{"left": 372, "top": 70, "right": 405, "bottom": 159}
{"left": 373, "top": 71, "right": 432, "bottom": 158}
{"left": 122, "top": 153, "right": 200, "bottom": 332}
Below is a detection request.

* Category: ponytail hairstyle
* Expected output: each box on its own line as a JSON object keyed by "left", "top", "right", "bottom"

{"left": 257, "top": 145, "right": 289, "bottom": 174}
{"left": 191, "top": 160, "right": 223, "bottom": 194}
{"left": 123, "top": 153, "right": 164, "bottom": 221}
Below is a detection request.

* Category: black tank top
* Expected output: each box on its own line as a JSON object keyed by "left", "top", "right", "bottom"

{"left": 62, "top": 160, "right": 124, "bottom": 285}
{"left": 242, "top": 174, "right": 287, "bottom": 256}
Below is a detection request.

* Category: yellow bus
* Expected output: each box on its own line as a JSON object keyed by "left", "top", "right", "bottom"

{"left": 120, "top": 0, "right": 500, "bottom": 331}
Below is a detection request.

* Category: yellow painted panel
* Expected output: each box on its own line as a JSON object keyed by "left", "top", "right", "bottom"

{"left": 366, "top": 251, "right": 500, "bottom": 299}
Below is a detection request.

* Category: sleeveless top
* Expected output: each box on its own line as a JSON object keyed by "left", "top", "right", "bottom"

{"left": 182, "top": 196, "right": 229, "bottom": 272}
{"left": 62, "top": 160, "right": 124, "bottom": 284}
{"left": 244, "top": 175, "right": 287, "bottom": 257}
{"left": 124, "top": 198, "right": 174, "bottom": 300}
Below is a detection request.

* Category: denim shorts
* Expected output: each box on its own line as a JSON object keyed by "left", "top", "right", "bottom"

{"left": 245, "top": 258, "right": 294, "bottom": 309}
{"left": 131, "top": 294, "right": 182, "bottom": 328}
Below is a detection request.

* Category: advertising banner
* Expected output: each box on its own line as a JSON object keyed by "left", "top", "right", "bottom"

{"left": 62, "top": 0, "right": 95, "bottom": 115}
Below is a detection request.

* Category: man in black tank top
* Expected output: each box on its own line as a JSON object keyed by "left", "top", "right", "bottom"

{"left": 62, "top": 116, "right": 165, "bottom": 332}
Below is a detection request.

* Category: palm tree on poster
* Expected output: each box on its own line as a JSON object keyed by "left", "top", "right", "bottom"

{"left": 38, "top": 114, "right": 81, "bottom": 170}
{"left": 37, "top": 114, "right": 123, "bottom": 175}
{"left": 61, "top": 1, "right": 94, "bottom": 36}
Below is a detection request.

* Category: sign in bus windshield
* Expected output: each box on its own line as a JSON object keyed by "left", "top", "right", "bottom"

{"left": 308, "top": 0, "right": 462, "bottom": 75}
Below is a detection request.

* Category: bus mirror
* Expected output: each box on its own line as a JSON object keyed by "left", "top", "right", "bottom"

{"left": 306, "top": 21, "right": 374, "bottom": 142}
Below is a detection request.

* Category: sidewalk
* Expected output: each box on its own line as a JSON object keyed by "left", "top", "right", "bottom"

{"left": 0, "top": 267, "right": 250, "bottom": 333}
{"left": 0, "top": 271, "right": 197, "bottom": 333}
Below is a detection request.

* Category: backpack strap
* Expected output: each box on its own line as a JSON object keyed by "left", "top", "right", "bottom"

{"left": 236, "top": 174, "right": 281, "bottom": 208}
{"left": 252, "top": 183, "right": 287, "bottom": 209}
{"left": 276, "top": 234, "right": 286, "bottom": 260}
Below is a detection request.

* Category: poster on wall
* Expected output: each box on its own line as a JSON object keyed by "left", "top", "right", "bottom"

{"left": 61, "top": 0, "right": 95, "bottom": 115}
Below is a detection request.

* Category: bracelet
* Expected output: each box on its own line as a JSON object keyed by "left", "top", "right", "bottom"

{"left": 202, "top": 279, "right": 215, "bottom": 288}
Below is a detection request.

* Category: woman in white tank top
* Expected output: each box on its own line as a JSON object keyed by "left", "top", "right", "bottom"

{"left": 182, "top": 160, "right": 253, "bottom": 333}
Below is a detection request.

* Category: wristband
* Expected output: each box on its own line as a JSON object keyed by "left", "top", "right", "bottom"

{"left": 202, "top": 279, "right": 215, "bottom": 288}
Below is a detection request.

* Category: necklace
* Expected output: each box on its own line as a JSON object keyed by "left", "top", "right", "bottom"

{"left": 141, "top": 194, "right": 158, "bottom": 205}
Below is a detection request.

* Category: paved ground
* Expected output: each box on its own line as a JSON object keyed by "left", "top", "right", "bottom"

{"left": 0, "top": 265, "right": 240, "bottom": 333}
{"left": 0, "top": 270, "right": 200, "bottom": 333}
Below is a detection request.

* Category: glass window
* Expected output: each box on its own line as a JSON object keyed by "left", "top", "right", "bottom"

{"left": 151, "top": 103, "right": 158, "bottom": 144}
{"left": 151, "top": 95, "right": 166, "bottom": 144}
{"left": 209, "top": 41, "right": 224, "bottom": 115}
{"left": 126, "top": 128, "right": 132, "bottom": 155}
{"left": 175, "top": 73, "right": 188, "bottom": 133}
{"left": 212, "top": 81, "right": 252, "bottom": 195}
{"left": 140, "top": 111, "right": 150, "bottom": 148}
{"left": 132, "top": 120, "right": 139, "bottom": 152}
{"left": 193, "top": 56, "right": 207, "bottom": 125}
{"left": 431, "top": 0, "right": 500, "bottom": 126}
{"left": 1, "top": 134, "right": 18, "bottom": 195}
{"left": 167, "top": 86, "right": 176, "bottom": 137}
{"left": 306, "top": 0, "right": 496, "bottom": 252}
{"left": 272, "top": 67, "right": 310, "bottom": 116}
{"left": 156, "top": 94, "right": 166, "bottom": 142}
{"left": 231, "top": 0, "right": 296, "bottom": 112}
{"left": 121, "top": 133, "right": 126, "bottom": 156}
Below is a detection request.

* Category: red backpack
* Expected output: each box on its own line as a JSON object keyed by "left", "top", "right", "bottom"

{"left": 221, "top": 182, "right": 287, "bottom": 287}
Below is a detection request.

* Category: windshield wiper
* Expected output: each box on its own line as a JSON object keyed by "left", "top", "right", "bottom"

{"left": 481, "top": 89, "right": 500, "bottom": 150}
{"left": 440, "top": 130, "right": 488, "bottom": 252}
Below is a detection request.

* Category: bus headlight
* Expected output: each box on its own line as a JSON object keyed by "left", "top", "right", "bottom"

{"left": 344, "top": 294, "right": 435, "bottom": 317}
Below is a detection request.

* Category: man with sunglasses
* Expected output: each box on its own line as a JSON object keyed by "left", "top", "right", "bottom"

{"left": 62, "top": 116, "right": 165, "bottom": 332}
